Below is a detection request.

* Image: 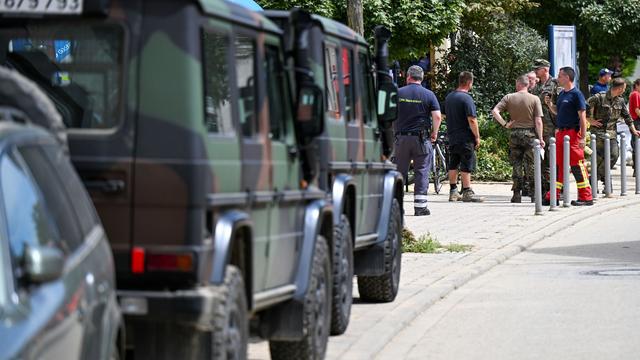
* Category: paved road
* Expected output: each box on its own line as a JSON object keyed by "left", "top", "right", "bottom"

{"left": 380, "top": 205, "right": 640, "bottom": 360}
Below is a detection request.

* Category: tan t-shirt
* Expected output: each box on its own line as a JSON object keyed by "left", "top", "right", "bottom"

{"left": 495, "top": 91, "right": 543, "bottom": 129}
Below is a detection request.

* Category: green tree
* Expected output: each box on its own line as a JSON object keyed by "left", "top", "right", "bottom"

{"left": 522, "top": 0, "right": 640, "bottom": 95}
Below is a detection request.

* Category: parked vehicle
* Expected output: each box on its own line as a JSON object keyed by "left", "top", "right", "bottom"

{"left": 265, "top": 9, "right": 404, "bottom": 335}
{"left": 0, "top": 1, "right": 332, "bottom": 359}
{"left": 0, "top": 120, "right": 122, "bottom": 360}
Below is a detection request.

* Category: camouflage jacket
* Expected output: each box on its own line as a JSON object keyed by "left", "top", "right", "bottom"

{"left": 531, "top": 76, "right": 560, "bottom": 128}
{"left": 587, "top": 91, "right": 634, "bottom": 136}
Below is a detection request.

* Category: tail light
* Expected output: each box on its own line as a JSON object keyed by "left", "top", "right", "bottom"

{"left": 130, "top": 248, "right": 194, "bottom": 274}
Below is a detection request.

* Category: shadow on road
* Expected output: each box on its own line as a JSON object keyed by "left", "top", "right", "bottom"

{"left": 528, "top": 240, "right": 640, "bottom": 263}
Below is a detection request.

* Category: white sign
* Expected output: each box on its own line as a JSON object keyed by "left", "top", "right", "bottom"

{"left": 549, "top": 25, "right": 577, "bottom": 79}
{"left": 0, "top": 0, "right": 83, "bottom": 15}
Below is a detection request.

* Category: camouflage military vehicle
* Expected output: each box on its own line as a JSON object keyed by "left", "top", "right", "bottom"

{"left": 0, "top": 1, "right": 335, "bottom": 359}
{"left": 265, "top": 10, "right": 403, "bottom": 335}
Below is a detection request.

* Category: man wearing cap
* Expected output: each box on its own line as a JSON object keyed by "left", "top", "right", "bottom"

{"left": 590, "top": 68, "right": 613, "bottom": 95}
{"left": 393, "top": 65, "right": 442, "bottom": 216}
{"left": 492, "top": 74, "right": 544, "bottom": 203}
{"left": 587, "top": 77, "right": 640, "bottom": 186}
{"left": 531, "top": 58, "right": 560, "bottom": 195}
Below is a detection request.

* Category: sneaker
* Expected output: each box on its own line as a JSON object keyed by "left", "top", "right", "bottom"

{"left": 449, "top": 189, "right": 462, "bottom": 202}
{"left": 571, "top": 199, "right": 594, "bottom": 206}
{"left": 510, "top": 191, "right": 521, "bottom": 203}
{"left": 462, "top": 188, "right": 485, "bottom": 202}
{"left": 414, "top": 207, "right": 431, "bottom": 216}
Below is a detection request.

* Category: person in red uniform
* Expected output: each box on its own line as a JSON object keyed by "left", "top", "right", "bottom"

{"left": 543, "top": 66, "right": 593, "bottom": 206}
{"left": 629, "top": 79, "right": 640, "bottom": 169}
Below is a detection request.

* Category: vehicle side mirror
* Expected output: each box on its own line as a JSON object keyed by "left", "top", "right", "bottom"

{"left": 296, "top": 85, "right": 324, "bottom": 137}
{"left": 24, "top": 246, "right": 65, "bottom": 284}
{"left": 377, "top": 82, "right": 398, "bottom": 123}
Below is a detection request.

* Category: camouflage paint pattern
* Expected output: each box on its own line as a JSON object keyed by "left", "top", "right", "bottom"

{"left": 509, "top": 128, "right": 535, "bottom": 193}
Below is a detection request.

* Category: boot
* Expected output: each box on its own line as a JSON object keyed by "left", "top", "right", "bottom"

{"left": 449, "top": 188, "right": 462, "bottom": 202}
{"left": 510, "top": 190, "right": 521, "bottom": 203}
{"left": 462, "top": 188, "right": 485, "bottom": 202}
{"left": 414, "top": 207, "right": 431, "bottom": 216}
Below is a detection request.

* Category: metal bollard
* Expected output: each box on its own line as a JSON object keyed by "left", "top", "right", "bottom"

{"left": 604, "top": 133, "right": 612, "bottom": 197}
{"left": 636, "top": 137, "right": 640, "bottom": 194}
{"left": 534, "top": 139, "right": 543, "bottom": 215}
{"left": 563, "top": 135, "right": 571, "bottom": 207}
{"left": 549, "top": 137, "right": 558, "bottom": 211}
{"left": 621, "top": 133, "right": 627, "bottom": 196}
{"left": 590, "top": 133, "right": 597, "bottom": 199}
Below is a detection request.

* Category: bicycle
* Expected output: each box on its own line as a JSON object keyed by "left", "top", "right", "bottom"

{"left": 403, "top": 132, "right": 449, "bottom": 194}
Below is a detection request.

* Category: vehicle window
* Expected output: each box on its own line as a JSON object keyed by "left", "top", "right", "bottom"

{"left": 342, "top": 47, "right": 355, "bottom": 122}
{"left": 0, "top": 150, "right": 63, "bottom": 273}
{"left": 358, "top": 52, "right": 375, "bottom": 124}
{"left": 264, "top": 45, "right": 291, "bottom": 140}
{"left": 18, "top": 146, "right": 83, "bottom": 251}
{"left": 202, "top": 29, "right": 234, "bottom": 134}
{"left": 235, "top": 35, "right": 256, "bottom": 137}
{"left": 324, "top": 44, "right": 340, "bottom": 119}
{"left": 1, "top": 24, "right": 124, "bottom": 130}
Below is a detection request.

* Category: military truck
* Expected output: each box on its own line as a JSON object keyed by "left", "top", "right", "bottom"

{"left": 265, "top": 10, "right": 404, "bottom": 335}
{"left": 0, "top": 1, "right": 335, "bottom": 359}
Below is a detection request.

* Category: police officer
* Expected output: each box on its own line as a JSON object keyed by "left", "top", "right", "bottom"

{"left": 587, "top": 77, "right": 640, "bottom": 187}
{"left": 393, "top": 65, "right": 442, "bottom": 216}
{"left": 531, "top": 59, "right": 560, "bottom": 195}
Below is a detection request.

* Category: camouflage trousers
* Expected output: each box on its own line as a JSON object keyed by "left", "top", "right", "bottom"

{"left": 509, "top": 128, "right": 536, "bottom": 193}
{"left": 541, "top": 128, "right": 555, "bottom": 194}
{"left": 594, "top": 131, "right": 619, "bottom": 182}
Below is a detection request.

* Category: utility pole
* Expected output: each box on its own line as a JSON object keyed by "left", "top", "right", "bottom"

{"left": 347, "top": 0, "right": 364, "bottom": 35}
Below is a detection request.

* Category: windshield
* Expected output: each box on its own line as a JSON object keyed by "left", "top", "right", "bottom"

{"left": 0, "top": 23, "right": 124, "bottom": 129}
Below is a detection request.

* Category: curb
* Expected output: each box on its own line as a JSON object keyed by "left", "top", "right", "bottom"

{"left": 342, "top": 196, "right": 640, "bottom": 359}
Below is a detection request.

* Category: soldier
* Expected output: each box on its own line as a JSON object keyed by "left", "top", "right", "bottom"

{"left": 492, "top": 75, "right": 544, "bottom": 203}
{"left": 527, "top": 71, "right": 538, "bottom": 92}
{"left": 393, "top": 65, "right": 442, "bottom": 216}
{"left": 587, "top": 77, "right": 640, "bottom": 186}
{"left": 531, "top": 59, "right": 560, "bottom": 195}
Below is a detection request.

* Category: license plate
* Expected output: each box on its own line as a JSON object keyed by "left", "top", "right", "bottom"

{"left": 0, "top": 0, "right": 83, "bottom": 15}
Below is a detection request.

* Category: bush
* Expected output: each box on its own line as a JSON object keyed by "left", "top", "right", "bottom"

{"left": 475, "top": 114, "right": 512, "bottom": 181}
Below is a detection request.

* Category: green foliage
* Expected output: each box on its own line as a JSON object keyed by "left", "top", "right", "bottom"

{"left": 256, "top": 0, "right": 465, "bottom": 61}
{"left": 476, "top": 114, "right": 512, "bottom": 182}
{"left": 402, "top": 229, "right": 473, "bottom": 253}
{"left": 462, "top": 0, "right": 538, "bottom": 35}
{"left": 433, "top": 21, "right": 547, "bottom": 116}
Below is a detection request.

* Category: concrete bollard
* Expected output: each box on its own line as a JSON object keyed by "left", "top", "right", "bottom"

{"left": 534, "top": 139, "right": 543, "bottom": 215}
{"left": 549, "top": 137, "right": 558, "bottom": 211}
{"left": 590, "top": 133, "right": 597, "bottom": 199}
{"left": 636, "top": 137, "right": 640, "bottom": 194}
{"left": 604, "top": 133, "right": 612, "bottom": 197}
{"left": 621, "top": 133, "right": 627, "bottom": 196}
{"left": 563, "top": 135, "right": 571, "bottom": 207}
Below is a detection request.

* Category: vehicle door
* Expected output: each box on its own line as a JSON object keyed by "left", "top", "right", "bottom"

{"left": 356, "top": 47, "right": 384, "bottom": 234}
{"left": 323, "top": 41, "right": 349, "bottom": 173}
{"left": 0, "top": 21, "right": 135, "bottom": 256}
{"left": 233, "top": 27, "right": 270, "bottom": 292}
{"left": 262, "top": 37, "right": 303, "bottom": 288}
{"left": 0, "top": 147, "right": 87, "bottom": 359}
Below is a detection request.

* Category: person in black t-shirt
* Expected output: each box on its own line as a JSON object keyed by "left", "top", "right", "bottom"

{"left": 445, "top": 71, "right": 484, "bottom": 202}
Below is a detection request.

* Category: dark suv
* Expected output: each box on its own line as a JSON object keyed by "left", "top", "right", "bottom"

{"left": 0, "top": 121, "right": 122, "bottom": 360}
{"left": 0, "top": 1, "right": 333, "bottom": 359}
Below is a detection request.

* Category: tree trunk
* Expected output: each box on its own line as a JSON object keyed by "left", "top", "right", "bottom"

{"left": 578, "top": 30, "right": 590, "bottom": 97}
{"left": 347, "top": 0, "right": 364, "bottom": 36}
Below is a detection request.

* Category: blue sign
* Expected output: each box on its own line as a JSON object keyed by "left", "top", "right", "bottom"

{"left": 54, "top": 40, "right": 72, "bottom": 62}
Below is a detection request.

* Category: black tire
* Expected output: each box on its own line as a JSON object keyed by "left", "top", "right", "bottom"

{"left": 212, "top": 265, "right": 248, "bottom": 360}
{"left": 357, "top": 199, "right": 402, "bottom": 302}
{"left": 0, "top": 66, "right": 67, "bottom": 150}
{"left": 330, "top": 214, "right": 353, "bottom": 335}
{"left": 433, "top": 146, "right": 447, "bottom": 194}
{"left": 270, "top": 235, "right": 331, "bottom": 360}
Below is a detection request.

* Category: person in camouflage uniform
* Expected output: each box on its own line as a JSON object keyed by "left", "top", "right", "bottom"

{"left": 531, "top": 59, "right": 560, "bottom": 195}
{"left": 587, "top": 77, "right": 640, "bottom": 185}
{"left": 492, "top": 75, "right": 544, "bottom": 203}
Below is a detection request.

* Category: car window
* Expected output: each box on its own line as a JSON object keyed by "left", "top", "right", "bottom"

{"left": 0, "top": 150, "right": 63, "bottom": 274}
{"left": 342, "top": 47, "right": 355, "bottom": 122}
{"left": 324, "top": 44, "right": 340, "bottom": 119}
{"left": 264, "top": 44, "right": 291, "bottom": 140}
{"left": 358, "top": 51, "right": 375, "bottom": 124}
{"left": 202, "top": 29, "right": 234, "bottom": 134}
{"left": 235, "top": 35, "right": 256, "bottom": 137}
{"left": 0, "top": 24, "right": 124, "bottom": 129}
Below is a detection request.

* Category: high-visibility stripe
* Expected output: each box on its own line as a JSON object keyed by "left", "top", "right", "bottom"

{"left": 556, "top": 182, "right": 563, "bottom": 190}
{"left": 414, "top": 195, "right": 428, "bottom": 201}
{"left": 414, "top": 202, "right": 428, "bottom": 208}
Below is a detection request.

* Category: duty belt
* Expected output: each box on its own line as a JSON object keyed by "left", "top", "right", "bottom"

{"left": 396, "top": 131, "right": 424, "bottom": 136}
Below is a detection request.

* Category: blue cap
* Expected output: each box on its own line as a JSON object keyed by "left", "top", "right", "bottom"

{"left": 599, "top": 68, "right": 613, "bottom": 77}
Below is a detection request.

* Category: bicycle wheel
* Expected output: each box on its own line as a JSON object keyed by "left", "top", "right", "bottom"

{"left": 433, "top": 144, "right": 447, "bottom": 194}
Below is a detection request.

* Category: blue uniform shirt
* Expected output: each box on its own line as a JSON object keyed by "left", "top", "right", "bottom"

{"left": 590, "top": 81, "right": 608, "bottom": 95}
{"left": 395, "top": 83, "right": 440, "bottom": 133}
{"left": 556, "top": 87, "right": 586, "bottom": 129}
{"left": 445, "top": 90, "right": 477, "bottom": 145}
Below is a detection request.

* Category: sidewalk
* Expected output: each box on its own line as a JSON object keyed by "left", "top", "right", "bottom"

{"left": 248, "top": 164, "right": 640, "bottom": 359}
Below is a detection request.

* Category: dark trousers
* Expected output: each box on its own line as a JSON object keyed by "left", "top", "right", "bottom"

{"left": 394, "top": 135, "right": 433, "bottom": 209}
